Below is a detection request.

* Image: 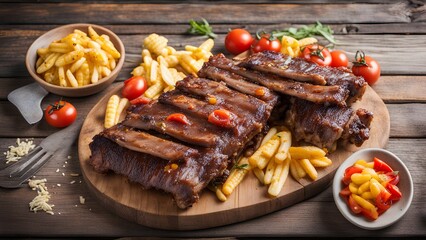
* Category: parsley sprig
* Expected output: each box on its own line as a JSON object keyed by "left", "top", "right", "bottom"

{"left": 271, "top": 21, "right": 336, "bottom": 44}
{"left": 187, "top": 18, "right": 217, "bottom": 39}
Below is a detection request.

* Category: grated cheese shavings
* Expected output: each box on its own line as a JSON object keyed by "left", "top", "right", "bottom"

{"left": 28, "top": 178, "right": 55, "bottom": 215}
{"left": 4, "top": 138, "right": 35, "bottom": 164}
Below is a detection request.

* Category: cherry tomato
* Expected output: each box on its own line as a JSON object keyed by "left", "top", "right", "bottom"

{"left": 121, "top": 76, "right": 148, "bottom": 100}
{"left": 208, "top": 109, "right": 233, "bottom": 127}
{"left": 376, "top": 190, "right": 392, "bottom": 211}
{"left": 44, "top": 100, "right": 77, "bottom": 128}
{"left": 342, "top": 166, "right": 363, "bottom": 185}
{"left": 251, "top": 34, "right": 281, "bottom": 53}
{"left": 348, "top": 194, "right": 362, "bottom": 214}
{"left": 302, "top": 44, "right": 332, "bottom": 66}
{"left": 386, "top": 184, "right": 402, "bottom": 201}
{"left": 352, "top": 51, "right": 381, "bottom": 85}
{"left": 225, "top": 29, "right": 254, "bottom": 55}
{"left": 166, "top": 113, "right": 190, "bottom": 125}
{"left": 330, "top": 50, "right": 349, "bottom": 68}
{"left": 339, "top": 186, "right": 351, "bottom": 197}
{"left": 373, "top": 157, "right": 393, "bottom": 173}
{"left": 380, "top": 171, "right": 400, "bottom": 186}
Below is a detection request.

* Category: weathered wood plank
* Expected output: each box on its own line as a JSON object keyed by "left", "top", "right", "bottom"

{"left": 0, "top": 33, "right": 425, "bottom": 77}
{"left": 3, "top": 22, "right": 426, "bottom": 35}
{"left": 0, "top": 137, "right": 424, "bottom": 237}
{"left": 372, "top": 76, "right": 426, "bottom": 103}
{"left": 0, "top": 3, "right": 411, "bottom": 24}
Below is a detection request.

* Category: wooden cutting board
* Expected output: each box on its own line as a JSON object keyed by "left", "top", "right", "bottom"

{"left": 78, "top": 84, "right": 389, "bottom": 230}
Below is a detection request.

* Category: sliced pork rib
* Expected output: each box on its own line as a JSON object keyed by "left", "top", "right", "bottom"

{"left": 90, "top": 76, "right": 275, "bottom": 208}
{"left": 285, "top": 99, "right": 373, "bottom": 151}
{"left": 90, "top": 135, "right": 228, "bottom": 209}
{"left": 206, "top": 53, "right": 348, "bottom": 106}
{"left": 239, "top": 51, "right": 367, "bottom": 104}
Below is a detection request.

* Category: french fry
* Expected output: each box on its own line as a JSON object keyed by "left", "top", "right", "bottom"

{"left": 274, "top": 130, "right": 292, "bottom": 163}
{"left": 289, "top": 159, "right": 300, "bottom": 180}
{"left": 58, "top": 66, "right": 66, "bottom": 87}
{"left": 149, "top": 60, "right": 159, "bottom": 84}
{"left": 261, "top": 137, "right": 280, "bottom": 159}
{"left": 91, "top": 64, "right": 99, "bottom": 83}
{"left": 104, "top": 95, "right": 120, "bottom": 128}
{"left": 289, "top": 146, "right": 327, "bottom": 160}
{"left": 144, "top": 82, "right": 164, "bottom": 98}
{"left": 114, "top": 98, "right": 130, "bottom": 124}
{"left": 252, "top": 168, "right": 265, "bottom": 184}
{"left": 65, "top": 69, "right": 79, "bottom": 87}
{"left": 309, "top": 157, "right": 332, "bottom": 167}
{"left": 37, "top": 53, "right": 60, "bottom": 74}
{"left": 249, "top": 136, "right": 279, "bottom": 170}
{"left": 268, "top": 157, "right": 290, "bottom": 196}
{"left": 263, "top": 158, "right": 276, "bottom": 185}
{"left": 69, "top": 57, "right": 86, "bottom": 73}
{"left": 144, "top": 33, "right": 168, "bottom": 56}
{"left": 292, "top": 158, "right": 306, "bottom": 178}
{"left": 198, "top": 38, "right": 214, "bottom": 52}
{"left": 222, "top": 157, "right": 251, "bottom": 196}
{"left": 131, "top": 65, "right": 145, "bottom": 77}
{"left": 159, "top": 61, "right": 175, "bottom": 86}
{"left": 299, "top": 158, "right": 318, "bottom": 180}
{"left": 261, "top": 127, "right": 278, "bottom": 146}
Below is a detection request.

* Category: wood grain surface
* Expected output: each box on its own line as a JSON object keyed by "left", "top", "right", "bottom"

{"left": 77, "top": 84, "right": 389, "bottom": 230}
{"left": 1, "top": 0, "right": 425, "bottom": 238}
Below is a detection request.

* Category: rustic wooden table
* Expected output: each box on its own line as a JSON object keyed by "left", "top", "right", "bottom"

{"left": 0, "top": 1, "right": 425, "bottom": 238}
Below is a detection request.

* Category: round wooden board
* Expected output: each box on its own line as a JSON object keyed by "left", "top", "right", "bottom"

{"left": 78, "top": 84, "right": 389, "bottom": 230}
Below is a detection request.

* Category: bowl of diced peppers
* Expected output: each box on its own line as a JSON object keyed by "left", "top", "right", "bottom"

{"left": 333, "top": 148, "right": 413, "bottom": 230}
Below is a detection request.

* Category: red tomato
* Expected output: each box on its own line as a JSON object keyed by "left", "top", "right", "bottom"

{"left": 352, "top": 51, "right": 381, "bottom": 85}
{"left": 121, "top": 76, "right": 148, "bottom": 100}
{"left": 330, "top": 50, "right": 349, "bottom": 68}
{"left": 373, "top": 157, "right": 393, "bottom": 173}
{"left": 208, "top": 109, "right": 233, "bottom": 127}
{"left": 44, "top": 100, "right": 77, "bottom": 128}
{"left": 339, "top": 186, "right": 351, "bottom": 197}
{"left": 348, "top": 195, "right": 362, "bottom": 214}
{"left": 302, "top": 44, "right": 332, "bottom": 66}
{"left": 380, "top": 171, "right": 400, "bottom": 186}
{"left": 376, "top": 190, "right": 392, "bottom": 211}
{"left": 342, "top": 166, "right": 363, "bottom": 185}
{"left": 360, "top": 207, "right": 379, "bottom": 220}
{"left": 251, "top": 34, "right": 281, "bottom": 53}
{"left": 225, "top": 29, "right": 254, "bottom": 55}
{"left": 386, "top": 184, "right": 402, "bottom": 201}
{"left": 166, "top": 113, "right": 190, "bottom": 125}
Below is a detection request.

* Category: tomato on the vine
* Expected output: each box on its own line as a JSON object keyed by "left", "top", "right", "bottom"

{"left": 44, "top": 100, "right": 77, "bottom": 128}
{"left": 251, "top": 33, "right": 281, "bottom": 53}
{"left": 330, "top": 50, "right": 349, "bottom": 68}
{"left": 122, "top": 76, "right": 148, "bottom": 100}
{"left": 302, "top": 44, "right": 332, "bottom": 66}
{"left": 225, "top": 29, "right": 254, "bottom": 55}
{"left": 352, "top": 51, "right": 381, "bottom": 85}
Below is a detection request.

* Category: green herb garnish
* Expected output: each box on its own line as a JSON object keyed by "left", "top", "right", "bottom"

{"left": 232, "top": 163, "right": 249, "bottom": 170}
{"left": 271, "top": 21, "right": 336, "bottom": 44}
{"left": 187, "top": 18, "right": 217, "bottom": 39}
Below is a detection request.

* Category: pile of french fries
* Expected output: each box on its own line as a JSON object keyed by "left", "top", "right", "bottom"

{"left": 35, "top": 26, "right": 120, "bottom": 87}
{"left": 131, "top": 33, "right": 214, "bottom": 99}
{"left": 213, "top": 126, "right": 333, "bottom": 201}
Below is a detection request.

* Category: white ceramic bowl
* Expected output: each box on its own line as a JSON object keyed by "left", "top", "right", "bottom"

{"left": 26, "top": 23, "right": 125, "bottom": 97}
{"left": 332, "top": 148, "right": 413, "bottom": 230}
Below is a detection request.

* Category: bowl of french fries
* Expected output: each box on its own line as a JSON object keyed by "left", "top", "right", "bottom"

{"left": 25, "top": 23, "right": 125, "bottom": 97}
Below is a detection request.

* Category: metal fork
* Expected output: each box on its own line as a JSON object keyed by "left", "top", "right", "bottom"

{"left": 0, "top": 117, "right": 83, "bottom": 188}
